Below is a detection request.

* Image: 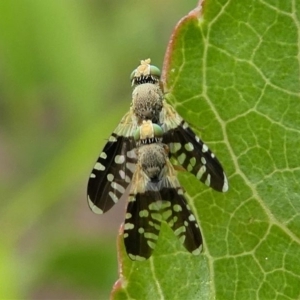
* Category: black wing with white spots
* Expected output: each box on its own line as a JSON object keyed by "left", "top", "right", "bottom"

{"left": 161, "top": 102, "right": 228, "bottom": 192}
{"left": 159, "top": 186, "right": 202, "bottom": 255}
{"left": 87, "top": 112, "right": 138, "bottom": 214}
{"left": 123, "top": 142, "right": 202, "bottom": 261}
{"left": 124, "top": 190, "right": 162, "bottom": 261}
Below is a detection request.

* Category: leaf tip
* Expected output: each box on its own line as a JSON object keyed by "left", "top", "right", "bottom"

{"left": 162, "top": 0, "right": 204, "bottom": 84}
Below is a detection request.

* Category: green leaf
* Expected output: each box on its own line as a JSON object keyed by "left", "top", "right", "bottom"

{"left": 112, "top": 0, "right": 300, "bottom": 299}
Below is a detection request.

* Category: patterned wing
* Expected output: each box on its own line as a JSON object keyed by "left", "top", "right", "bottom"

{"left": 123, "top": 153, "right": 202, "bottom": 261}
{"left": 157, "top": 161, "right": 202, "bottom": 255}
{"left": 124, "top": 190, "right": 162, "bottom": 261}
{"left": 87, "top": 111, "right": 138, "bottom": 214}
{"left": 161, "top": 102, "right": 228, "bottom": 193}
{"left": 160, "top": 184, "right": 202, "bottom": 255}
{"left": 123, "top": 162, "right": 162, "bottom": 261}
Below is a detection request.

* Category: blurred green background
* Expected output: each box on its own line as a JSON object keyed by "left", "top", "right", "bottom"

{"left": 0, "top": 0, "right": 195, "bottom": 299}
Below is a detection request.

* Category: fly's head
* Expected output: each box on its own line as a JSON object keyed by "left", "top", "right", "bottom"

{"left": 130, "top": 58, "right": 161, "bottom": 86}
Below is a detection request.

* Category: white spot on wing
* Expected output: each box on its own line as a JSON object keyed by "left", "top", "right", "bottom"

{"left": 109, "top": 191, "right": 118, "bottom": 203}
{"left": 128, "top": 254, "right": 146, "bottom": 261}
{"left": 88, "top": 196, "right": 103, "bottom": 214}
{"left": 125, "top": 213, "right": 132, "bottom": 219}
{"left": 124, "top": 222, "right": 134, "bottom": 230}
{"left": 196, "top": 165, "right": 206, "bottom": 180}
{"left": 147, "top": 240, "right": 156, "bottom": 249}
{"left": 173, "top": 204, "right": 182, "bottom": 212}
{"left": 109, "top": 135, "right": 117, "bottom": 142}
{"left": 177, "top": 153, "right": 186, "bottom": 165}
{"left": 178, "top": 188, "right": 184, "bottom": 195}
{"left": 107, "top": 174, "right": 114, "bottom": 182}
{"left": 182, "top": 122, "right": 189, "bottom": 129}
{"left": 174, "top": 226, "right": 186, "bottom": 236}
{"left": 189, "top": 214, "right": 196, "bottom": 221}
{"left": 126, "top": 162, "right": 136, "bottom": 173}
{"left": 100, "top": 152, "right": 107, "bottom": 159}
{"left": 205, "top": 174, "right": 211, "bottom": 186}
{"left": 127, "top": 149, "right": 137, "bottom": 159}
{"left": 179, "top": 235, "right": 186, "bottom": 244}
{"left": 139, "top": 210, "right": 149, "bottom": 217}
{"left": 115, "top": 155, "right": 125, "bottom": 164}
{"left": 111, "top": 182, "right": 125, "bottom": 193}
{"left": 119, "top": 170, "right": 125, "bottom": 179}
{"left": 138, "top": 227, "right": 145, "bottom": 234}
{"left": 192, "top": 247, "right": 201, "bottom": 255}
{"left": 169, "top": 142, "right": 181, "bottom": 153}
{"left": 222, "top": 173, "right": 229, "bottom": 192}
{"left": 202, "top": 144, "right": 208, "bottom": 153}
{"left": 94, "top": 162, "right": 105, "bottom": 171}
{"left": 184, "top": 142, "right": 194, "bottom": 151}
{"left": 190, "top": 157, "right": 196, "bottom": 167}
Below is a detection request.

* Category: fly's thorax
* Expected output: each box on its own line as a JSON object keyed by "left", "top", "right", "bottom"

{"left": 138, "top": 143, "right": 168, "bottom": 180}
{"left": 132, "top": 83, "right": 164, "bottom": 123}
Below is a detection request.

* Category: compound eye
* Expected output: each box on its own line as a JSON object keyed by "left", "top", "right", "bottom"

{"left": 149, "top": 65, "right": 161, "bottom": 78}
{"left": 130, "top": 69, "right": 137, "bottom": 81}
{"left": 152, "top": 123, "right": 163, "bottom": 138}
{"left": 133, "top": 127, "right": 141, "bottom": 141}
